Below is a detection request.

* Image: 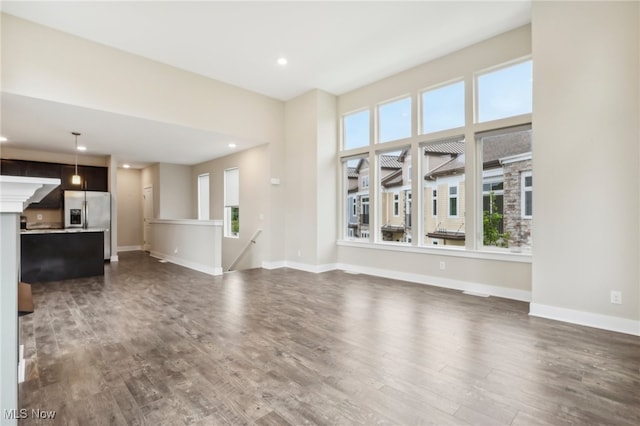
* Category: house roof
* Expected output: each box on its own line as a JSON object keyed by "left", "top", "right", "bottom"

{"left": 381, "top": 169, "right": 403, "bottom": 188}
{"left": 380, "top": 155, "right": 403, "bottom": 169}
{"left": 423, "top": 140, "right": 465, "bottom": 155}
{"left": 482, "top": 130, "right": 532, "bottom": 168}
{"left": 355, "top": 158, "right": 369, "bottom": 173}
{"left": 425, "top": 130, "right": 531, "bottom": 180}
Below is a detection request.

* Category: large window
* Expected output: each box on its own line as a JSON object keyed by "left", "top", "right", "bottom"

{"left": 343, "top": 156, "right": 369, "bottom": 240}
{"left": 378, "top": 97, "right": 411, "bottom": 143}
{"left": 421, "top": 81, "right": 465, "bottom": 134}
{"left": 224, "top": 168, "right": 239, "bottom": 238}
{"left": 477, "top": 60, "right": 532, "bottom": 123}
{"left": 339, "top": 56, "right": 532, "bottom": 256}
{"left": 343, "top": 110, "right": 370, "bottom": 150}
{"left": 479, "top": 128, "right": 532, "bottom": 251}
{"left": 197, "top": 173, "right": 210, "bottom": 220}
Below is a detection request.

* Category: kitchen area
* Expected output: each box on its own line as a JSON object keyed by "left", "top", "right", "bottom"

{"left": 1, "top": 158, "right": 112, "bottom": 282}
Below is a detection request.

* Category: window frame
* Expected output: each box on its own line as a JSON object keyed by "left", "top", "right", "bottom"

{"left": 342, "top": 108, "right": 371, "bottom": 151}
{"left": 475, "top": 59, "right": 533, "bottom": 124}
{"left": 197, "top": 173, "right": 210, "bottom": 220}
{"left": 521, "top": 171, "right": 533, "bottom": 219}
{"left": 224, "top": 167, "right": 240, "bottom": 238}
{"left": 431, "top": 188, "right": 438, "bottom": 218}
{"left": 448, "top": 185, "right": 459, "bottom": 218}
{"left": 393, "top": 193, "right": 400, "bottom": 217}
{"left": 377, "top": 95, "right": 412, "bottom": 144}
{"left": 420, "top": 79, "right": 465, "bottom": 135}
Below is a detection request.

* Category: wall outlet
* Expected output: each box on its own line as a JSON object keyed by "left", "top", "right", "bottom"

{"left": 174, "top": 247, "right": 179, "bottom": 254}
{"left": 610, "top": 291, "right": 622, "bottom": 305}
{"left": 36, "top": 214, "right": 43, "bottom": 221}
{"left": 297, "top": 250, "right": 302, "bottom": 258}
{"left": 439, "top": 261, "right": 446, "bottom": 270}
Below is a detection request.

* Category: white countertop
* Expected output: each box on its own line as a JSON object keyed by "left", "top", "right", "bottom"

{"left": 21, "top": 228, "right": 107, "bottom": 235}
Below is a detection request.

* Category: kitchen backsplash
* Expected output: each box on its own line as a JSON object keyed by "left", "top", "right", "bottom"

{"left": 23, "top": 207, "right": 63, "bottom": 229}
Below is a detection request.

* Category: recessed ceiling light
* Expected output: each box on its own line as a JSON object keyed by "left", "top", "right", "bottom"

{"left": 0, "top": 136, "right": 7, "bottom": 142}
{"left": 123, "top": 164, "right": 130, "bottom": 169}
{"left": 277, "top": 57, "right": 288, "bottom": 66}
{"left": 228, "top": 143, "right": 237, "bottom": 148}
{"left": 77, "top": 145, "right": 87, "bottom": 151}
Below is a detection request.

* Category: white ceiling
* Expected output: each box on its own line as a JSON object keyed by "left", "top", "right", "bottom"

{"left": 0, "top": 1, "right": 531, "bottom": 167}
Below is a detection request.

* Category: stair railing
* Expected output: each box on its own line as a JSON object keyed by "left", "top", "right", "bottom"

{"left": 227, "top": 228, "right": 262, "bottom": 272}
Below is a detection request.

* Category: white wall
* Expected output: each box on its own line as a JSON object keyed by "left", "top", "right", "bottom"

{"left": 141, "top": 164, "right": 159, "bottom": 218}
{"left": 316, "top": 90, "right": 338, "bottom": 266}
{"left": 158, "top": 163, "right": 192, "bottom": 219}
{"left": 116, "top": 168, "right": 143, "bottom": 248}
{"left": 283, "top": 89, "right": 338, "bottom": 267}
{"left": 192, "top": 143, "right": 271, "bottom": 270}
{"left": 1, "top": 13, "right": 284, "bottom": 147}
{"left": 149, "top": 219, "right": 222, "bottom": 276}
{"left": 530, "top": 1, "right": 639, "bottom": 333}
{"left": 284, "top": 91, "right": 319, "bottom": 264}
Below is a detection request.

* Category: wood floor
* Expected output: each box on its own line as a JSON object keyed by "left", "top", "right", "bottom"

{"left": 18, "top": 251, "right": 640, "bottom": 425}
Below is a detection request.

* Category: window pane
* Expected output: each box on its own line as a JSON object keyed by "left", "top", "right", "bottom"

{"left": 379, "top": 97, "right": 411, "bottom": 143}
{"left": 422, "top": 138, "right": 466, "bottom": 247}
{"left": 224, "top": 168, "right": 239, "bottom": 237}
{"left": 422, "top": 81, "right": 465, "bottom": 133}
{"left": 231, "top": 207, "right": 239, "bottom": 234}
{"left": 224, "top": 168, "right": 239, "bottom": 207}
{"left": 343, "top": 110, "right": 370, "bottom": 150}
{"left": 480, "top": 129, "right": 532, "bottom": 250}
{"left": 379, "top": 148, "right": 411, "bottom": 243}
{"left": 477, "top": 60, "right": 532, "bottom": 123}
{"left": 197, "top": 173, "right": 209, "bottom": 220}
{"left": 525, "top": 191, "right": 532, "bottom": 217}
{"left": 344, "top": 157, "right": 369, "bottom": 240}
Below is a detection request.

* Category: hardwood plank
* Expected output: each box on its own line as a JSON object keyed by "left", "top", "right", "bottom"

{"left": 18, "top": 251, "right": 640, "bottom": 425}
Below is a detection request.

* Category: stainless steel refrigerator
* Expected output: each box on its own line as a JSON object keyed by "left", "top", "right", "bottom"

{"left": 64, "top": 190, "right": 111, "bottom": 260}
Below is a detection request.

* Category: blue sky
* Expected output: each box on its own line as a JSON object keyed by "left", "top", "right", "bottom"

{"left": 343, "top": 59, "right": 532, "bottom": 147}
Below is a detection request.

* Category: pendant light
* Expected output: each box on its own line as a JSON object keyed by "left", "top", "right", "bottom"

{"left": 72, "top": 132, "right": 82, "bottom": 185}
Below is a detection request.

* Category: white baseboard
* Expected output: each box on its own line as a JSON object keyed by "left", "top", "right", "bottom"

{"left": 110, "top": 255, "right": 119, "bottom": 262}
{"left": 336, "top": 262, "right": 531, "bottom": 302}
{"left": 262, "top": 260, "right": 531, "bottom": 302}
{"left": 530, "top": 303, "right": 640, "bottom": 336}
{"left": 283, "top": 261, "right": 339, "bottom": 274}
{"left": 261, "top": 260, "right": 337, "bottom": 274}
{"left": 262, "top": 260, "right": 286, "bottom": 270}
{"left": 18, "top": 344, "right": 25, "bottom": 383}
{"left": 150, "top": 251, "right": 223, "bottom": 276}
{"left": 118, "top": 245, "right": 142, "bottom": 252}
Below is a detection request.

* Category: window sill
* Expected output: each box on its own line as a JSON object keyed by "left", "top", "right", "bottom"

{"left": 336, "top": 239, "right": 532, "bottom": 263}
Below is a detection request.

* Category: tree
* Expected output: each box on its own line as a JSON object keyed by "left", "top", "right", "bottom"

{"left": 483, "top": 192, "right": 510, "bottom": 247}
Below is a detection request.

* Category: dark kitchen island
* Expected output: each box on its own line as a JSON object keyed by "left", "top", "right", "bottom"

{"left": 20, "top": 228, "right": 105, "bottom": 282}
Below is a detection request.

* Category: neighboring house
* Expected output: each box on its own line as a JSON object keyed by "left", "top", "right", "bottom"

{"left": 347, "top": 159, "right": 370, "bottom": 239}
{"left": 422, "top": 140, "right": 467, "bottom": 246}
{"left": 345, "top": 131, "right": 532, "bottom": 248}
{"left": 380, "top": 150, "right": 411, "bottom": 242}
{"left": 424, "top": 130, "right": 532, "bottom": 249}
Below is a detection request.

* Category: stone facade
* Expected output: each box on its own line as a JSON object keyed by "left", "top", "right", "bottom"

{"left": 502, "top": 159, "right": 532, "bottom": 249}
